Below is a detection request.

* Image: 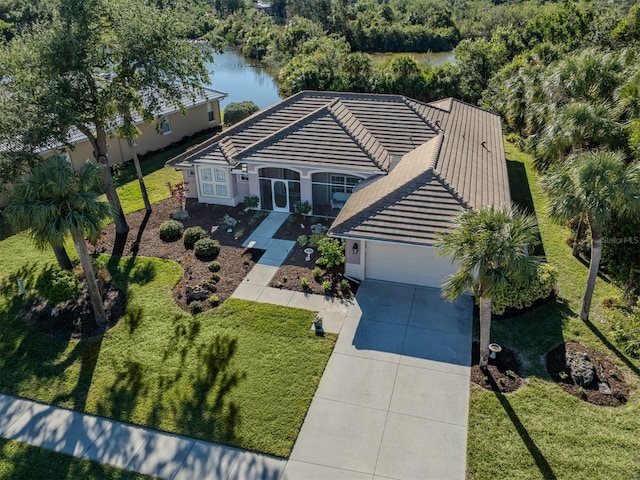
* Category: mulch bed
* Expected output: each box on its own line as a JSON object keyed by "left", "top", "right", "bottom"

{"left": 92, "top": 198, "right": 264, "bottom": 312}
{"left": 546, "top": 341, "right": 630, "bottom": 407}
{"left": 272, "top": 214, "right": 333, "bottom": 242}
{"left": 269, "top": 214, "right": 358, "bottom": 298}
{"left": 470, "top": 341, "right": 525, "bottom": 393}
{"left": 20, "top": 283, "right": 126, "bottom": 341}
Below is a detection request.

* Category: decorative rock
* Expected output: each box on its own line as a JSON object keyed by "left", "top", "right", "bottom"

{"left": 565, "top": 351, "right": 596, "bottom": 388}
{"left": 310, "top": 223, "right": 327, "bottom": 234}
{"left": 185, "top": 285, "right": 210, "bottom": 302}
{"left": 598, "top": 382, "right": 612, "bottom": 395}
{"left": 171, "top": 210, "right": 190, "bottom": 220}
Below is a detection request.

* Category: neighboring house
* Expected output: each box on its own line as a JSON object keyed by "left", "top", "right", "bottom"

{"left": 5, "top": 87, "right": 227, "bottom": 171}
{"left": 167, "top": 91, "right": 510, "bottom": 288}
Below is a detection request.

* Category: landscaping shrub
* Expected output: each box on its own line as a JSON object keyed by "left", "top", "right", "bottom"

{"left": 312, "top": 266, "right": 323, "bottom": 279}
{"left": 189, "top": 301, "right": 202, "bottom": 315}
{"left": 159, "top": 220, "right": 184, "bottom": 240}
{"left": 315, "top": 237, "right": 345, "bottom": 270}
{"left": 36, "top": 266, "right": 83, "bottom": 304}
{"left": 297, "top": 235, "right": 308, "bottom": 247}
{"left": 294, "top": 200, "right": 311, "bottom": 215}
{"left": 224, "top": 100, "right": 260, "bottom": 125}
{"left": 183, "top": 226, "right": 208, "bottom": 246}
{"left": 208, "top": 261, "right": 221, "bottom": 272}
{"left": 209, "top": 294, "right": 220, "bottom": 306}
{"left": 301, "top": 277, "right": 309, "bottom": 288}
{"left": 339, "top": 279, "right": 350, "bottom": 292}
{"left": 308, "top": 233, "right": 325, "bottom": 248}
{"left": 322, "top": 280, "right": 333, "bottom": 292}
{"left": 194, "top": 238, "right": 220, "bottom": 257}
{"left": 244, "top": 195, "right": 259, "bottom": 210}
{"left": 489, "top": 263, "right": 559, "bottom": 314}
{"left": 613, "top": 307, "right": 640, "bottom": 358}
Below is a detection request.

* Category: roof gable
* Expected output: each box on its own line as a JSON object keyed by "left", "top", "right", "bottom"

{"left": 330, "top": 136, "right": 467, "bottom": 246}
{"left": 235, "top": 99, "right": 390, "bottom": 171}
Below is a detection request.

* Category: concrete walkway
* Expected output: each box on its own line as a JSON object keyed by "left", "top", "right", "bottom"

{"left": 282, "top": 281, "right": 472, "bottom": 480}
{"left": 0, "top": 393, "right": 286, "bottom": 479}
{"left": 234, "top": 212, "right": 354, "bottom": 333}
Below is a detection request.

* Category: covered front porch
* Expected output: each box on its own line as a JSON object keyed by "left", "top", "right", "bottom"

{"left": 246, "top": 166, "right": 369, "bottom": 216}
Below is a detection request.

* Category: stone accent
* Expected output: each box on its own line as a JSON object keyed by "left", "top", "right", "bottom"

{"left": 565, "top": 351, "right": 596, "bottom": 388}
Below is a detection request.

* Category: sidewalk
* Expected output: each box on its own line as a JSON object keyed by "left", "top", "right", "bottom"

{"left": 234, "top": 212, "right": 356, "bottom": 334}
{"left": 0, "top": 393, "right": 286, "bottom": 480}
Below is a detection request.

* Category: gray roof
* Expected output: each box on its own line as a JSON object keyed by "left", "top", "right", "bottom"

{"left": 1, "top": 86, "right": 227, "bottom": 155}
{"left": 168, "top": 91, "right": 510, "bottom": 247}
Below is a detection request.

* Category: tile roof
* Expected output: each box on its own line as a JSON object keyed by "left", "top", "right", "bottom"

{"left": 168, "top": 91, "right": 510, "bottom": 246}
{"left": 1, "top": 86, "right": 227, "bottom": 155}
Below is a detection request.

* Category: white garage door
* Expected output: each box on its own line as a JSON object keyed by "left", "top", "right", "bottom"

{"left": 365, "top": 241, "right": 457, "bottom": 288}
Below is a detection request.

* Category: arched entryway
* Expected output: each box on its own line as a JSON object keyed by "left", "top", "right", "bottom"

{"left": 258, "top": 168, "right": 301, "bottom": 213}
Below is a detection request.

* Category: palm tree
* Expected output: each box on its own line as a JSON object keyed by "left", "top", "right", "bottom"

{"left": 436, "top": 206, "right": 540, "bottom": 367}
{"left": 543, "top": 151, "right": 640, "bottom": 321}
{"left": 5, "top": 156, "right": 113, "bottom": 325}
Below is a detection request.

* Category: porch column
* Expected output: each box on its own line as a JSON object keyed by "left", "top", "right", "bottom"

{"left": 300, "top": 175, "right": 312, "bottom": 205}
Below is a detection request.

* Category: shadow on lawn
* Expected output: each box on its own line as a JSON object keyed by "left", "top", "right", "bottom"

{"left": 506, "top": 159, "right": 546, "bottom": 258}
{"left": 95, "top": 312, "right": 246, "bottom": 447}
{"left": 582, "top": 316, "right": 640, "bottom": 378}
{"left": 488, "top": 375, "right": 558, "bottom": 480}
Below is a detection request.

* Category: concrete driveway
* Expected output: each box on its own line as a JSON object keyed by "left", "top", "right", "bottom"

{"left": 282, "top": 281, "right": 472, "bottom": 480}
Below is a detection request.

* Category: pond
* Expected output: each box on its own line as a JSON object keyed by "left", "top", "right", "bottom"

{"left": 205, "top": 50, "right": 282, "bottom": 110}
{"left": 204, "top": 49, "right": 456, "bottom": 111}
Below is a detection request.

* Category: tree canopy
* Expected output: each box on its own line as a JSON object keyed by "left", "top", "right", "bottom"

{"left": 0, "top": 0, "right": 213, "bottom": 234}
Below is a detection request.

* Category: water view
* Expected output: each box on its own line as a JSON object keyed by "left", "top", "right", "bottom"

{"left": 206, "top": 49, "right": 456, "bottom": 111}
{"left": 205, "top": 50, "right": 282, "bottom": 110}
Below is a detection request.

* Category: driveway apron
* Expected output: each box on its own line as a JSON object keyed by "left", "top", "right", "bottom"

{"left": 283, "top": 281, "right": 472, "bottom": 480}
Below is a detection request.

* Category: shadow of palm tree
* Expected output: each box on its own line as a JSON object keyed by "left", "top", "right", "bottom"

{"left": 487, "top": 375, "right": 557, "bottom": 480}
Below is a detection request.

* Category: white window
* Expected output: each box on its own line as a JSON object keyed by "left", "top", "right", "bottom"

{"left": 200, "top": 167, "right": 229, "bottom": 198}
{"left": 159, "top": 116, "right": 171, "bottom": 135}
{"left": 207, "top": 101, "right": 216, "bottom": 123}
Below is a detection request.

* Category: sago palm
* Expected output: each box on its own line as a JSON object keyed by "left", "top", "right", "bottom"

{"left": 5, "top": 156, "right": 113, "bottom": 325}
{"left": 543, "top": 150, "right": 640, "bottom": 321}
{"left": 436, "top": 206, "right": 540, "bottom": 367}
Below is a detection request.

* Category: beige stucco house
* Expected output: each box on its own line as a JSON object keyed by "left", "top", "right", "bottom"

{"left": 45, "top": 87, "right": 227, "bottom": 171}
{"left": 167, "top": 91, "right": 510, "bottom": 288}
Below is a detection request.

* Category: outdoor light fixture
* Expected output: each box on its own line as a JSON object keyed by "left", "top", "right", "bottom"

{"left": 241, "top": 163, "right": 248, "bottom": 173}
{"left": 352, "top": 242, "right": 359, "bottom": 255}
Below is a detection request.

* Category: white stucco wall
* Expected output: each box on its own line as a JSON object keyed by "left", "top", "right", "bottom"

{"left": 359, "top": 240, "right": 457, "bottom": 288}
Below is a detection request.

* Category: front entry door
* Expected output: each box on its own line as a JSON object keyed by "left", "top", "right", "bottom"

{"left": 271, "top": 179, "right": 289, "bottom": 213}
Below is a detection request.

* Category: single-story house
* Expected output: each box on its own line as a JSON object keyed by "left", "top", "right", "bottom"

{"left": 4, "top": 86, "right": 227, "bottom": 172}
{"left": 167, "top": 91, "right": 510, "bottom": 288}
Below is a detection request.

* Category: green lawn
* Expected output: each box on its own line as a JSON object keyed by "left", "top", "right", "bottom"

{"left": 0, "top": 438, "right": 156, "bottom": 480}
{"left": 107, "top": 132, "right": 214, "bottom": 214}
{"left": 0, "top": 253, "right": 335, "bottom": 458}
{"left": 466, "top": 142, "right": 640, "bottom": 479}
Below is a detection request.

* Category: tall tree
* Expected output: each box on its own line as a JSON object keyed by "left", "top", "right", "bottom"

{"left": 436, "top": 206, "right": 540, "bottom": 367}
{"left": 0, "top": 0, "right": 212, "bottom": 235}
{"left": 4, "top": 156, "right": 113, "bottom": 325}
{"left": 543, "top": 151, "right": 640, "bottom": 321}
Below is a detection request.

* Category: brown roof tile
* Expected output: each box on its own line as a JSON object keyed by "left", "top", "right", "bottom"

{"left": 167, "top": 91, "right": 510, "bottom": 246}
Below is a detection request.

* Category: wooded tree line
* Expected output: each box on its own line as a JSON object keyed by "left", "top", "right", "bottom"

{"left": 209, "top": 0, "right": 640, "bottom": 306}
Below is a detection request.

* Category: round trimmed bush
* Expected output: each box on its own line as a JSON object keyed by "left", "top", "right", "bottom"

{"left": 189, "top": 301, "right": 202, "bottom": 315}
{"left": 224, "top": 101, "right": 260, "bottom": 126}
{"left": 194, "top": 238, "right": 220, "bottom": 257}
{"left": 208, "top": 261, "right": 221, "bottom": 272}
{"left": 159, "top": 220, "right": 184, "bottom": 240}
{"left": 183, "top": 226, "right": 208, "bottom": 247}
{"left": 36, "top": 266, "right": 82, "bottom": 304}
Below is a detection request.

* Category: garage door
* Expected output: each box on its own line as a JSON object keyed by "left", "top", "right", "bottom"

{"left": 365, "top": 241, "right": 457, "bottom": 288}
